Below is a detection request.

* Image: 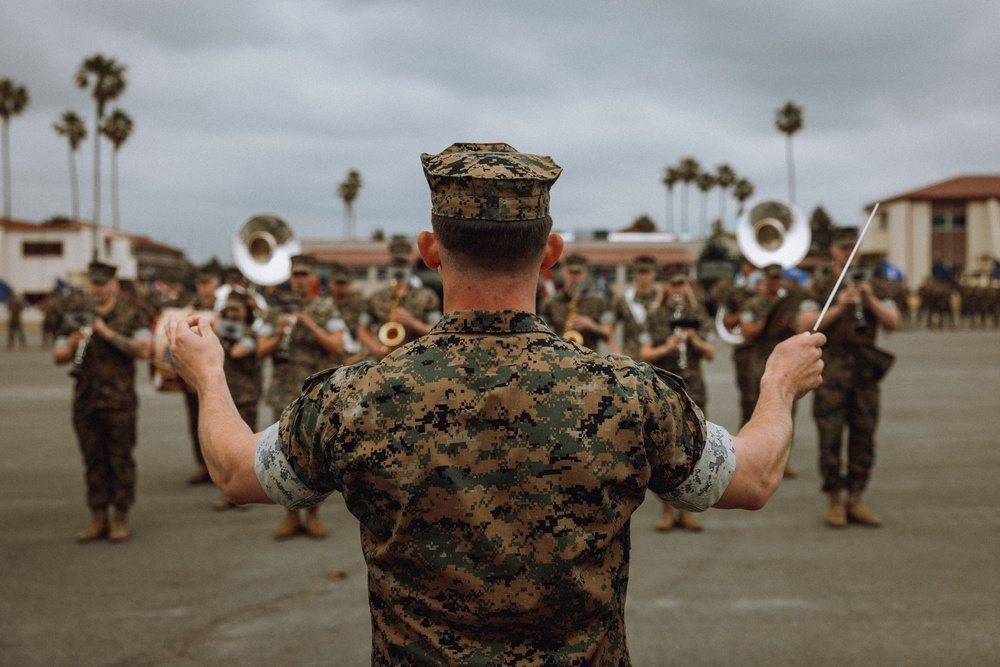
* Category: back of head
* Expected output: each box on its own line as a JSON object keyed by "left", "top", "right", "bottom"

{"left": 421, "top": 142, "right": 561, "bottom": 274}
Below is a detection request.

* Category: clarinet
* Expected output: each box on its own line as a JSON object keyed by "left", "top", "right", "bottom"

{"left": 672, "top": 294, "right": 688, "bottom": 371}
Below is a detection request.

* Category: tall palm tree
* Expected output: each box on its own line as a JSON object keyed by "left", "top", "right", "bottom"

{"left": 100, "top": 108, "right": 133, "bottom": 230}
{"left": 775, "top": 100, "right": 804, "bottom": 204}
{"left": 714, "top": 163, "right": 737, "bottom": 230}
{"left": 661, "top": 166, "right": 680, "bottom": 236}
{"left": 53, "top": 110, "right": 88, "bottom": 222}
{"left": 695, "top": 171, "right": 716, "bottom": 238}
{"left": 76, "top": 54, "right": 126, "bottom": 259}
{"left": 732, "top": 178, "right": 755, "bottom": 219}
{"left": 675, "top": 156, "right": 700, "bottom": 238}
{"left": 337, "top": 169, "right": 363, "bottom": 239}
{"left": 0, "top": 77, "right": 30, "bottom": 220}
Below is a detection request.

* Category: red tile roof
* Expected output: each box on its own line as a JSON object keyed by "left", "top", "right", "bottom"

{"left": 874, "top": 174, "right": 1000, "bottom": 206}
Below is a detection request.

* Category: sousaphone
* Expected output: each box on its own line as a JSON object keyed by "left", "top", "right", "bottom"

{"left": 232, "top": 213, "right": 300, "bottom": 286}
{"left": 716, "top": 199, "right": 810, "bottom": 344}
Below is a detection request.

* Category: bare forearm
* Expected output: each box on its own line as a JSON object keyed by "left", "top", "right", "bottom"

{"left": 106, "top": 332, "right": 151, "bottom": 359}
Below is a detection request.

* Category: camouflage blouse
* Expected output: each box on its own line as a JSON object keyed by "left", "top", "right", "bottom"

{"left": 255, "top": 310, "right": 734, "bottom": 665}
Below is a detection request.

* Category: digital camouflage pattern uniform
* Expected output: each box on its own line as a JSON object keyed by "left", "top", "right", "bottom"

{"left": 722, "top": 283, "right": 758, "bottom": 425}
{"left": 739, "top": 289, "right": 803, "bottom": 424}
{"left": 361, "top": 280, "right": 441, "bottom": 350}
{"left": 802, "top": 268, "right": 897, "bottom": 493}
{"left": 220, "top": 330, "right": 262, "bottom": 430}
{"left": 329, "top": 289, "right": 367, "bottom": 365}
{"left": 255, "top": 310, "right": 736, "bottom": 665}
{"left": 540, "top": 287, "right": 614, "bottom": 353}
{"left": 58, "top": 300, "right": 151, "bottom": 512}
{"left": 610, "top": 287, "right": 660, "bottom": 360}
{"left": 260, "top": 295, "right": 344, "bottom": 410}
{"left": 639, "top": 301, "right": 713, "bottom": 410}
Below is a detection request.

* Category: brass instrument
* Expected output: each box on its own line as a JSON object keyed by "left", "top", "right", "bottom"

{"left": 716, "top": 198, "right": 811, "bottom": 344}
{"left": 69, "top": 325, "right": 94, "bottom": 378}
{"left": 232, "top": 214, "right": 300, "bottom": 286}
{"left": 672, "top": 293, "right": 688, "bottom": 371}
{"left": 562, "top": 294, "right": 584, "bottom": 345}
{"left": 378, "top": 280, "right": 407, "bottom": 349}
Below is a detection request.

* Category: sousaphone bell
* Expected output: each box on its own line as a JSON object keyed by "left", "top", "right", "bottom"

{"left": 232, "top": 214, "right": 301, "bottom": 286}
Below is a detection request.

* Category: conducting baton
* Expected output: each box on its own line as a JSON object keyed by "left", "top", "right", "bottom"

{"left": 813, "top": 202, "right": 880, "bottom": 331}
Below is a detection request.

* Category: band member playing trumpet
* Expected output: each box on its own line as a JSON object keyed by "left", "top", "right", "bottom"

{"left": 797, "top": 226, "right": 900, "bottom": 528}
{"left": 357, "top": 238, "right": 441, "bottom": 359}
{"left": 257, "top": 254, "right": 346, "bottom": 539}
{"left": 640, "top": 269, "right": 715, "bottom": 532}
{"left": 53, "top": 261, "right": 152, "bottom": 543}
{"left": 540, "top": 253, "right": 614, "bottom": 352}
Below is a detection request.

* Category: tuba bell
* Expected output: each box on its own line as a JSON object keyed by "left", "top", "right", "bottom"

{"left": 715, "top": 198, "right": 811, "bottom": 344}
{"left": 377, "top": 279, "right": 407, "bottom": 349}
{"left": 232, "top": 214, "right": 300, "bottom": 286}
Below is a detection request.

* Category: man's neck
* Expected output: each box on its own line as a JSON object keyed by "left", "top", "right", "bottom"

{"left": 439, "top": 272, "right": 537, "bottom": 314}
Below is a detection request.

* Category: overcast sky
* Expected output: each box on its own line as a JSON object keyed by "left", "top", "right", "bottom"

{"left": 3, "top": 1, "right": 998, "bottom": 263}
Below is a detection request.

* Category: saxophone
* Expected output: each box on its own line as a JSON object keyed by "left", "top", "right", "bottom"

{"left": 378, "top": 279, "right": 407, "bottom": 348}
{"left": 672, "top": 293, "right": 688, "bottom": 371}
{"left": 562, "top": 293, "right": 584, "bottom": 345}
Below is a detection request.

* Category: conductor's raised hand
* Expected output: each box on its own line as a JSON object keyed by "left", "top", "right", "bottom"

{"left": 762, "top": 331, "right": 826, "bottom": 402}
{"left": 166, "top": 314, "right": 225, "bottom": 393}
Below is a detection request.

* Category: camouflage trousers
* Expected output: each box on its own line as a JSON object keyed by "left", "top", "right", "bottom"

{"left": 812, "top": 380, "right": 880, "bottom": 493}
{"left": 72, "top": 407, "right": 138, "bottom": 511}
{"left": 185, "top": 392, "right": 259, "bottom": 465}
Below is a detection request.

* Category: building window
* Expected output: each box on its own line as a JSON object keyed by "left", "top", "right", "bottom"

{"left": 351, "top": 267, "right": 369, "bottom": 281}
{"left": 22, "top": 241, "right": 64, "bottom": 256}
{"left": 931, "top": 204, "right": 967, "bottom": 272}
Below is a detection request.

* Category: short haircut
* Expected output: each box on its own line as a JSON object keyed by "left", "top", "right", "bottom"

{"left": 431, "top": 214, "right": 552, "bottom": 273}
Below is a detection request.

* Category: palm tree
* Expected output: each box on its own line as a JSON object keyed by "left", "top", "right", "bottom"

{"left": 100, "top": 108, "right": 133, "bottom": 230}
{"left": 695, "top": 171, "right": 716, "bottom": 238}
{"left": 76, "top": 54, "right": 126, "bottom": 259}
{"left": 337, "top": 169, "right": 363, "bottom": 239}
{"left": 775, "top": 100, "right": 804, "bottom": 204}
{"left": 661, "top": 166, "right": 680, "bottom": 236}
{"left": 733, "top": 178, "right": 755, "bottom": 219}
{"left": 675, "top": 156, "right": 700, "bottom": 238}
{"left": 53, "top": 110, "right": 88, "bottom": 222}
{"left": 714, "top": 163, "right": 737, "bottom": 230}
{"left": 0, "top": 77, "right": 30, "bottom": 220}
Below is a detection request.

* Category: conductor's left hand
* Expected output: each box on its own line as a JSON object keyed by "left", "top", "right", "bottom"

{"left": 166, "top": 314, "right": 225, "bottom": 393}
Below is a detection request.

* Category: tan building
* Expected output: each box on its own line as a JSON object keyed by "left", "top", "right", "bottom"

{"left": 864, "top": 175, "right": 1000, "bottom": 289}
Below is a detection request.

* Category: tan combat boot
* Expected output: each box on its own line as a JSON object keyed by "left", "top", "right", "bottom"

{"left": 303, "top": 506, "right": 327, "bottom": 539}
{"left": 846, "top": 489, "right": 881, "bottom": 527}
{"left": 108, "top": 509, "right": 130, "bottom": 543}
{"left": 677, "top": 511, "right": 703, "bottom": 532}
{"left": 273, "top": 510, "right": 302, "bottom": 540}
{"left": 77, "top": 508, "right": 109, "bottom": 543}
{"left": 826, "top": 491, "right": 847, "bottom": 528}
{"left": 655, "top": 502, "right": 675, "bottom": 532}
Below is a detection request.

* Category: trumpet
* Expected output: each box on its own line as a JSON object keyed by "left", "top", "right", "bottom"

{"left": 562, "top": 295, "right": 584, "bottom": 345}
{"left": 378, "top": 280, "right": 407, "bottom": 349}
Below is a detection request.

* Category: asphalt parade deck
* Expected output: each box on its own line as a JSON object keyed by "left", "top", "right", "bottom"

{"left": 1, "top": 327, "right": 998, "bottom": 666}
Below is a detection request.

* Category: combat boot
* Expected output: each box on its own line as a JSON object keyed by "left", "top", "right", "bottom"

{"left": 677, "top": 510, "right": 703, "bottom": 532}
{"left": 303, "top": 506, "right": 327, "bottom": 539}
{"left": 846, "top": 490, "right": 881, "bottom": 527}
{"left": 826, "top": 491, "right": 847, "bottom": 528}
{"left": 655, "top": 502, "right": 675, "bottom": 532}
{"left": 108, "top": 509, "right": 130, "bottom": 543}
{"left": 273, "top": 510, "right": 302, "bottom": 540}
{"left": 76, "top": 508, "right": 109, "bottom": 543}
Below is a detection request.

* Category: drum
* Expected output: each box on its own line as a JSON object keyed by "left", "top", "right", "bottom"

{"left": 150, "top": 307, "right": 213, "bottom": 392}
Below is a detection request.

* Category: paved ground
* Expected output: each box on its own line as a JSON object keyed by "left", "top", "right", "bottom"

{"left": 1, "top": 326, "right": 998, "bottom": 666}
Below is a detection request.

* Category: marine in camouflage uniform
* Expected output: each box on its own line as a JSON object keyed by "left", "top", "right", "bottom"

{"left": 540, "top": 253, "right": 615, "bottom": 353}
{"left": 52, "top": 262, "right": 152, "bottom": 543}
{"left": 326, "top": 262, "right": 368, "bottom": 365}
{"left": 798, "top": 228, "right": 900, "bottom": 527}
{"left": 720, "top": 259, "right": 762, "bottom": 425}
{"left": 357, "top": 238, "right": 442, "bottom": 359}
{"left": 608, "top": 255, "right": 660, "bottom": 360}
{"left": 639, "top": 269, "right": 717, "bottom": 532}
{"left": 168, "top": 142, "right": 826, "bottom": 666}
{"left": 257, "top": 254, "right": 347, "bottom": 538}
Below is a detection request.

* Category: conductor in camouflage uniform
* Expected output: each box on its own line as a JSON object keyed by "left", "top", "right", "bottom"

{"left": 540, "top": 253, "right": 615, "bottom": 352}
{"left": 257, "top": 254, "right": 347, "bottom": 538}
{"left": 53, "top": 262, "right": 152, "bottom": 543}
{"left": 639, "top": 269, "right": 716, "bottom": 532}
{"left": 357, "top": 238, "right": 441, "bottom": 359}
{"left": 798, "top": 227, "right": 900, "bottom": 528}
{"left": 167, "top": 142, "right": 826, "bottom": 666}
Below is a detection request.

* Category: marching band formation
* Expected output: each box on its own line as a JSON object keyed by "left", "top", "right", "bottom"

{"left": 17, "top": 214, "right": 996, "bottom": 544}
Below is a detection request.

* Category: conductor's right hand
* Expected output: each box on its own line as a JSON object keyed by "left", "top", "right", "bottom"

{"left": 761, "top": 331, "right": 826, "bottom": 402}
{"left": 166, "top": 314, "right": 226, "bottom": 394}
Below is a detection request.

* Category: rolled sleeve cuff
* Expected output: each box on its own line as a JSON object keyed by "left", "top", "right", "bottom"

{"left": 254, "top": 422, "right": 333, "bottom": 510}
{"left": 656, "top": 421, "right": 736, "bottom": 512}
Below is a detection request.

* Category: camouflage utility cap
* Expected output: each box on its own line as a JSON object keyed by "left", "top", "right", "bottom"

{"left": 87, "top": 261, "right": 117, "bottom": 284}
{"left": 290, "top": 255, "right": 315, "bottom": 273}
{"left": 421, "top": 142, "right": 562, "bottom": 222}
{"left": 833, "top": 226, "right": 859, "bottom": 247}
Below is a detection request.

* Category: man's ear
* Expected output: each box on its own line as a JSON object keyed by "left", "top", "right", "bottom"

{"left": 540, "top": 234, "right": 564, "bottom": 270}
{"left": 417, "top": 231, "right": 441, "bottom": 269}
